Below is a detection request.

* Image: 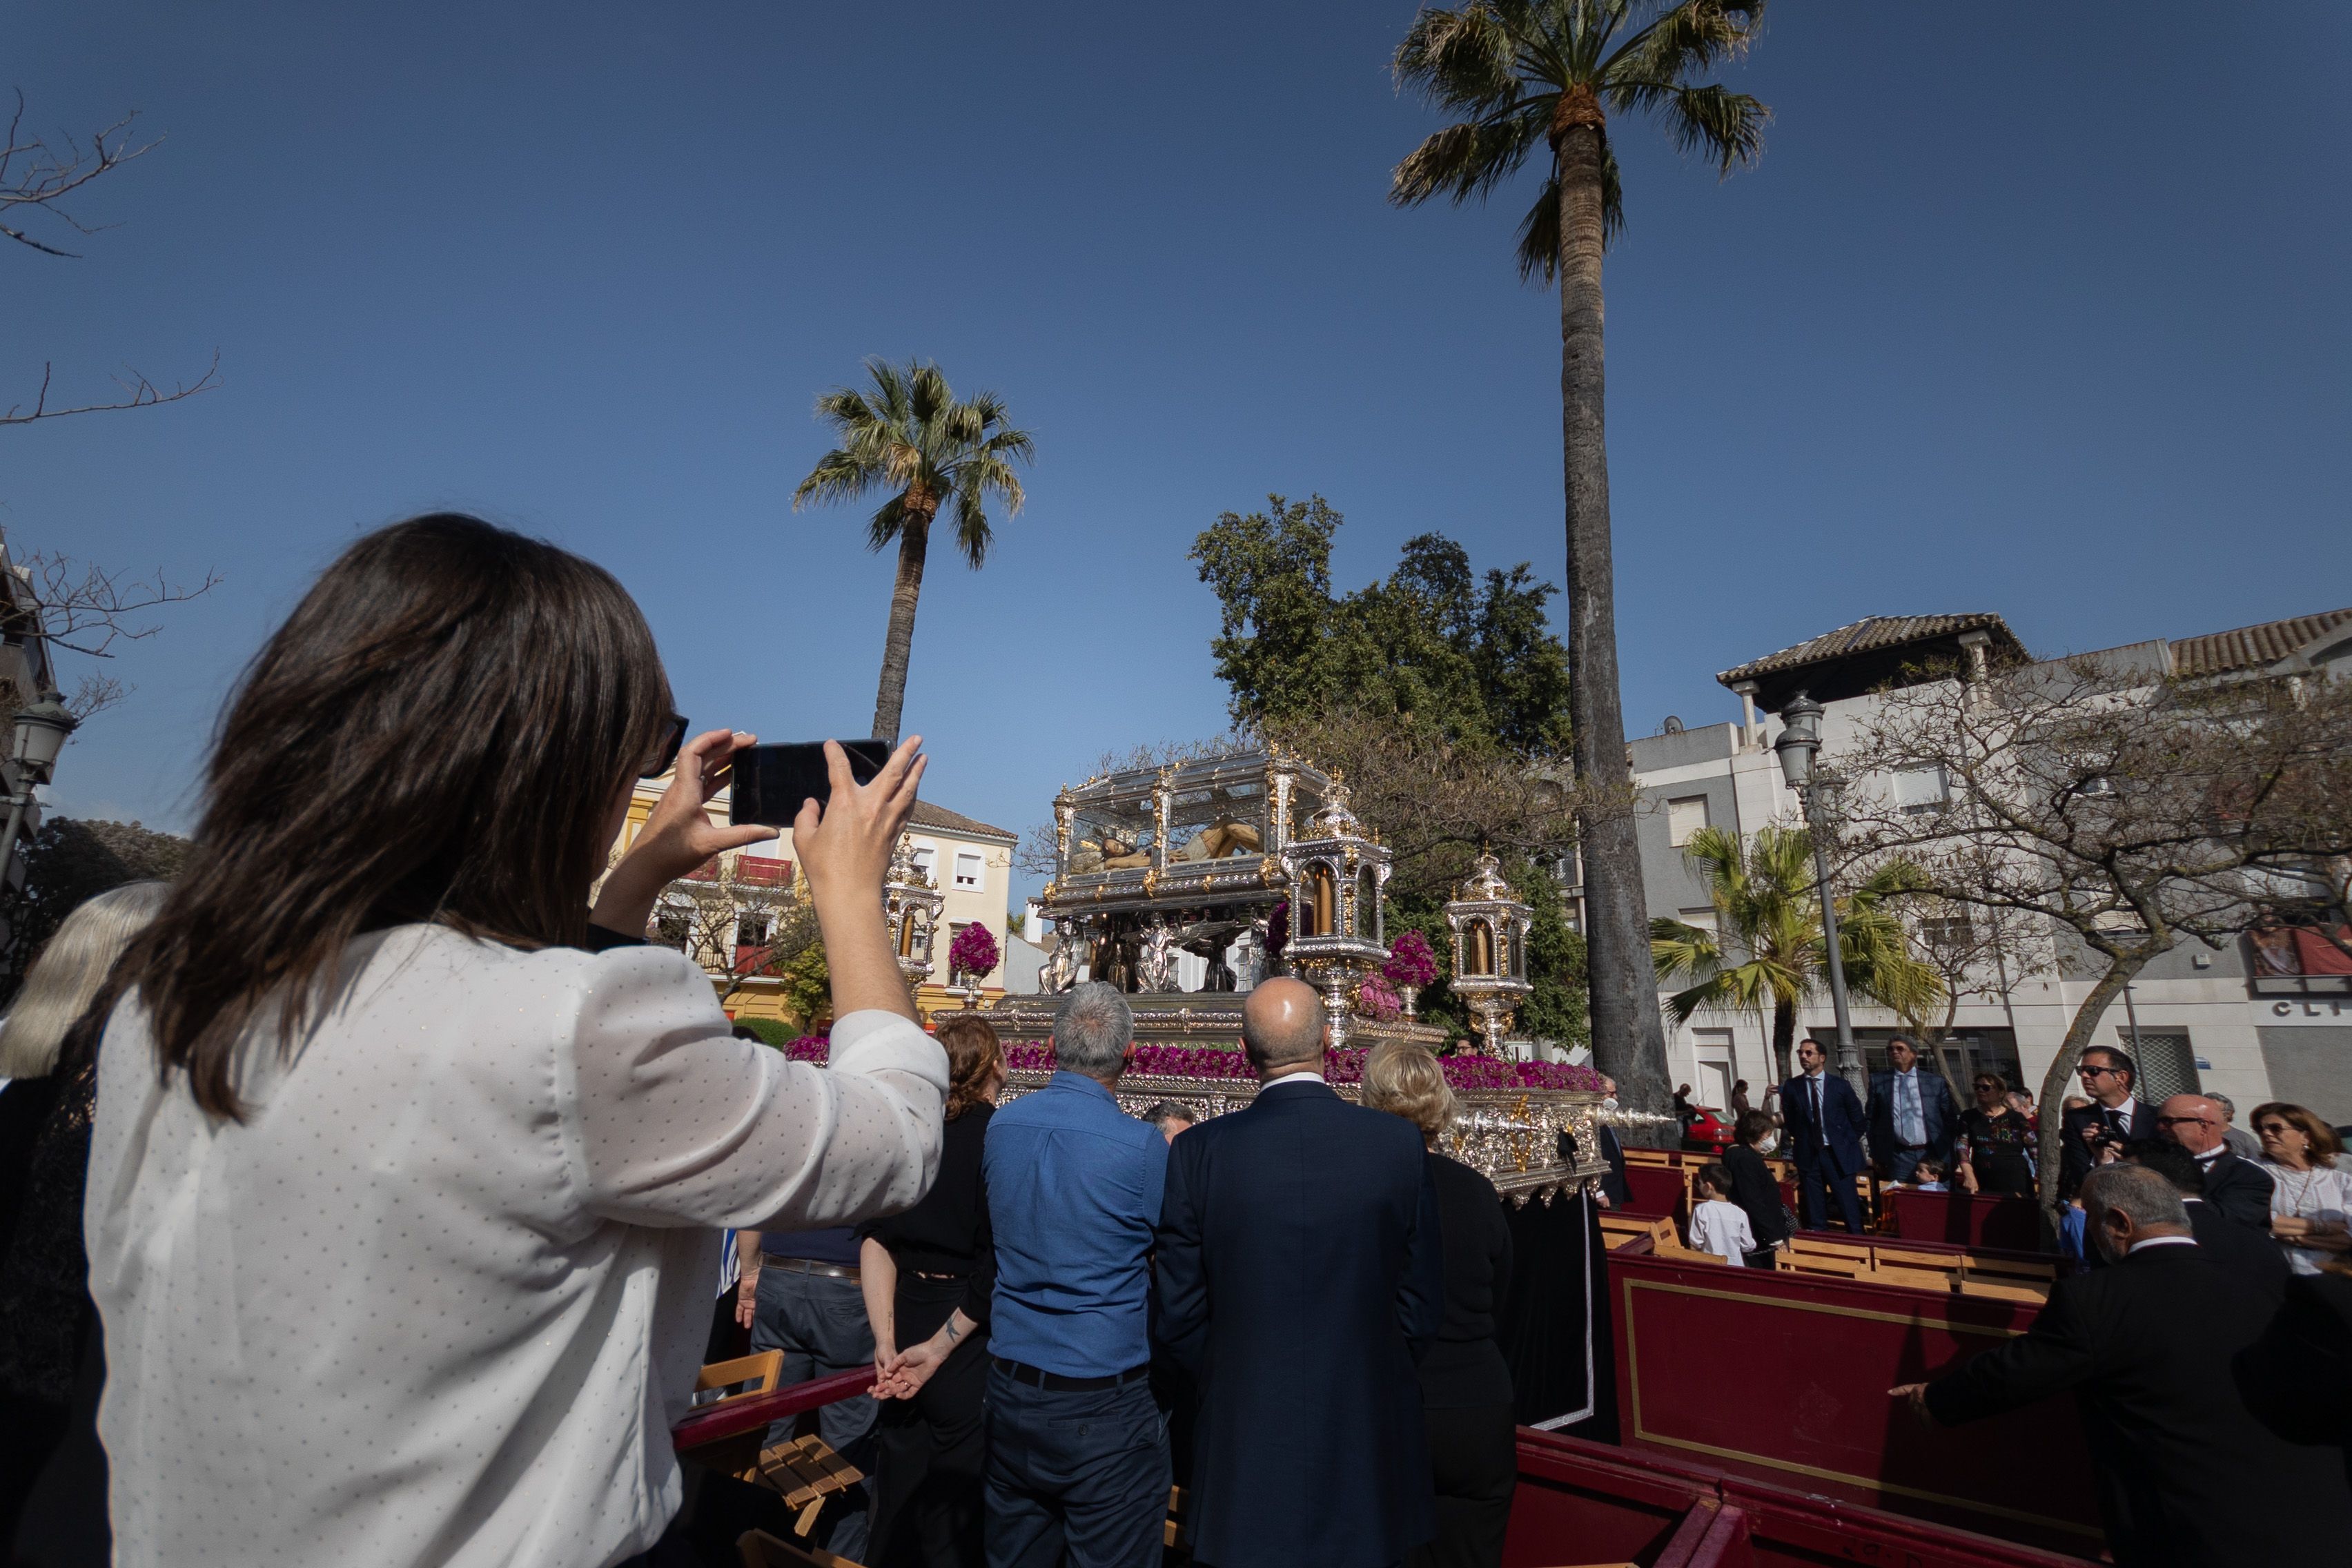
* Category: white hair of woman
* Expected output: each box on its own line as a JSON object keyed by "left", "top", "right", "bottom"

{"left": 0, "top": 881, "right": 172, "bottom": 1080}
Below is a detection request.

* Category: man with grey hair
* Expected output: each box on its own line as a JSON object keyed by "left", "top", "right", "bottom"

{"left": 981, "top": 982, "right": 1170, "bottom": 1568}
{"left": 2208, "top": 1092, "right": 2262, "bottom": 1159}
{"left": 1139, "top": 1099, "right": 1197, "bottom": 1143}
{"left": 1155, "top": 977, "right": 1445, "bottom": 1568}
{"left": 1892, "top": 1164, "right": 2352, "bottom": 1563}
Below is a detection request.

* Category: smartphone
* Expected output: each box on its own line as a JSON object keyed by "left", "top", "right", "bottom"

{"left": 728, "top": 741, "right": 890, "bottom": 829}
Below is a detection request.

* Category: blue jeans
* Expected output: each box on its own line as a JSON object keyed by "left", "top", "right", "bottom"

{"left": 983, "top": 1368, "right": 1168, "bottom": 1568}
{"left": 749, "top": 1266, "right": 876, "bottom": 1562}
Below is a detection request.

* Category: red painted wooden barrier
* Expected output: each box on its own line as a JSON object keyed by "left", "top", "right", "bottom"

{"left": 1882, "top": 1188, "right": 2050, "bottom": 1253}
{"left": 1507, "top": 1427, "right": 2090, "bottom": 1568}
{"left": 1621, "top": 1164, "right": 1691, "bottom": 1221}
{"left": 1605, "top": 1246, "right": 2100, "bottom": 1558}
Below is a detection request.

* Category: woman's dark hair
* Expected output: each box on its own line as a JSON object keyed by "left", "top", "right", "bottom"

{"left": 1734, "top": 1109, "right": 1775, "bottom": 1147}
{"left": 1973, "top": 1070, "right": 2010, "bottom": 1097}
{"left": 937, "top": 1014, "right": 1004, "bottom": 1122}
{"left": 108, "top": 514, "right": 672, "bottom": 1119}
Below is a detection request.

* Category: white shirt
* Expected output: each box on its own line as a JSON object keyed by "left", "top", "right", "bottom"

{"left": 88, "top": 925, "right": 946, "bottom": 1568}
{"left": 1262, "top": 1068, "right": 1326, "bottom": 1089}
{"left": 2257, "top": 1156, "right": 2352, "bottom": 1276}
{"left": 1688, "top": 1197, "right": 1756, "bottom": 1263}
{"left": 2126, "top": 1234, "right": 2198, "bottom": 1256}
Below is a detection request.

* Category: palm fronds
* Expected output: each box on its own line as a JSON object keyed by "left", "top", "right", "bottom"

{"left": 791, "top": 358, "right": 1035, "bottom": 563}
{"left": 1392, "top": 0, "right": 1770, "bottom": 259}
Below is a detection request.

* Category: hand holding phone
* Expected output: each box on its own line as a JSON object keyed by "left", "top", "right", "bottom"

{"left": 729, "top": 741, "right": 892, "bottom": 829}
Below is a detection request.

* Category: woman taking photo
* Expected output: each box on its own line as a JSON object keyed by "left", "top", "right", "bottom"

{"left": 1955, "top": 1072, "right": 2037, "bottom": 1197}
{"left": 1362, "top": 1041, "right": 1513, "bottom": 1568}
{"left": 85, "top": 515, "right": 948, "bottom": 1568}
{"left": 858, "top": 1013, "right": 1003, "bottom": 1568}
{"left": 2251, "top": 1102, "right": 2352, "bottom": 1274}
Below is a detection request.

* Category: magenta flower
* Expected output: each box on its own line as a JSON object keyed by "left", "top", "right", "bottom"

{"left": 1356, "top": 974, "right": 1403, "bottom": 1021}
{"left": 1382, "top": 930, "right": 1438, "bottom": 988}
{"left": 948, "top": 923, "right": 1001, "bottom": 982}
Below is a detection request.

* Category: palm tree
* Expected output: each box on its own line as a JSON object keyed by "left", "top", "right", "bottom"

{"left": 1651, "top": 825, "right": 1941, "bottom": 1087}
{"left": 1391, "top": 1, "right": 1767, "bottom": 1117}
{"left": 793, "top": 359, "right": 1035, "bottom": 744}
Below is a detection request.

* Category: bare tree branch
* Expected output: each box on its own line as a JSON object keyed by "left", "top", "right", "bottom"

{"left": 0, "top": 88, "right": 161, "bottom": 259}
{"left": 8, "top": 547, "right": 222, "bottom": 660}
{"left": 1, "top": 351, "right": 222, "bottom": 426}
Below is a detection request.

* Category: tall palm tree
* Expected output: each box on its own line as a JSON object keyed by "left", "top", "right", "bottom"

{"left": 793, "top": 359, "right": 1035, "bottom": 744}
{"left": 1651, "top": 825, "right": 1941, "bottom": 1088}
{"left": 1391, "top": 1, "right": 1767, "bottom": 1117}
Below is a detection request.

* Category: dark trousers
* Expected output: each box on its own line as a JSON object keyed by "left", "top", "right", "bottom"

{"left": 1406, "top": 1402, "right": 1515, "bottom": 1568}
{"left": 984, "top": 1367, "right": 1168, "bottom": 1568}
{"left": 1879, "top": 1146, "right": 1928, "bottom": 1185}
{"left": 1796, "top": 1162, "right": 1863, "bottom": 1233}
{"left": 749, "top": 1266, "right": 876, "bottom": 1562}
{"left": 869, "top": 1276, "right": 989, "bottom": 1568}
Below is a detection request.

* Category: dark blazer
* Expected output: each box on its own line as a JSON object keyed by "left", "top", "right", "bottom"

{"left": 1866, "top": 1068, "right": 1961, "bottom": 1162}
{"left": 2195, "top": 1151, "right": 2276, "bottom": 1231}
{"left": 1926, "top": 1242, "right": 2352, "bottom": 1567}
{"left": 2059, "top": 1098, "right": 2155, "bottom": 1201}
{"left": 1155, "top": 1079, "right": 1445, "bottom": 1568}
{"left": 1418, "top": 1151, "right": 1513, "bottom": 1411}
{"left": 2182, "top": 1197, "right": 2289, "bottom": 1306}
{"left": 1778, "top": 1072, "right": 1867, "bottom": 1179}
{"left": 1721, "top": 1143, "right": 1790, "bottom": 1247}
{"left": 2234, "top": 1271, "right": 2352, "bottom": 1489}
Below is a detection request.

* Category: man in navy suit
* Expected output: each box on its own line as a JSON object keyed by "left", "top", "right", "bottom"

{"left": 1155, "top": 977, "right": 1445, "bottom": 1568}
{"left": 1867, "top": 1035, "right": 1961, "bottom": 1184}
{"left": 1780, "top": 1036, "right": 1868, "bottom": 1233}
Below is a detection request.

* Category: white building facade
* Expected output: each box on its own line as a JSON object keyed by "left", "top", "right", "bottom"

{"left": 1602, "top": 609, "right": 2352, "bottom": 1122}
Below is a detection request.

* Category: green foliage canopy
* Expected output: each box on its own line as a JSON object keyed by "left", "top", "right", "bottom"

{"left": 1189, "top": 493, "right": 1571, "bottom": 756}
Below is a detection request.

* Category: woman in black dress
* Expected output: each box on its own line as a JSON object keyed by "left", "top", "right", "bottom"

{"left": 1364, "top": 1042, "right": 1513, "bottom": 1568}
{"left": 1954, "top": 1071, "right": 2036, "bottom": 1196}
{"left": 1721, "top": 1110, "right": 1791, "bottom": 1268}
{"left": 859, "top": 1014, "right": 1001, "bottom": 1568}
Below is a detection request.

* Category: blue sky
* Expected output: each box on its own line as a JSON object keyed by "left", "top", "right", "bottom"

{"left": 13, "top": 1, "right": 2349, "bottom": 904}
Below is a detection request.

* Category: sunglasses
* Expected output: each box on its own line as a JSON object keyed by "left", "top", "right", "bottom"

{"left": 2154, "top": 1115, "right": 2213, "bottom": 1128}
{"left": 640, "top": 713, "right": 689, "bottom": 779}
{"left": 2255, "top": 1122, "right": 2295, "bottom": 1137}
{"left": 2078, "top": 1064, "right": 2125, "bottom": 1078}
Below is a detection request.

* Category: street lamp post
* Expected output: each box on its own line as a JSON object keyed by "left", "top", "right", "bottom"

{"left": 1773, "top": 692, "right": 1865, "bottom": 1096}
{"left": 1, "top": 690, "right": 78, "bottom": 885}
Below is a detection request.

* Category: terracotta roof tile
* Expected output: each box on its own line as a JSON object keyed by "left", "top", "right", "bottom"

{"left": 907, "top": 799, "right": 1019, "bottom": 843}
{"left": 2167, "top": 609, "right": 2352, "bottom": 678}
{"left": 1716, "top": 614, "right": 2023, "bottom": 687}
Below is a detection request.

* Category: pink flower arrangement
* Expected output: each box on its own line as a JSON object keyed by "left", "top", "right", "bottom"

{"left": 1356, "top": 973, "right": 1403, "bottom": 1021}
{"left": 783, "top": 1033, "right": 1601, "bottom": 1092}
{"left": 948, "top": 923, "right": 1001, "bottom": 981}
{"left": 1382, "top": 929, "right": 1438, "bottom": 988}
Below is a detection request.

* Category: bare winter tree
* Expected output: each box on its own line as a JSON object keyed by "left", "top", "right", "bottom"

{"left": 3, "top": 88, "right": 219, "bottom": 424}
{"left": 0, "top": 542, "right": 222, "bottom": 718}
{"left": 1832, "top": 658, "right": 2352, "bottom": 1219}
{"left": 648, "top": 864, "right": 816, "bottom": 1012}
{"left": 1891, "top": 893, "right": 2049, "bottom": 1096}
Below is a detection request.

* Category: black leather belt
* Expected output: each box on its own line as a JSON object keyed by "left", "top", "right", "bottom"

{"left": 992, "top": 1356, "right": 1150, "bottom": 1393}
{"left": 761, "top": 1255, "right": 860, "bottom": 1281}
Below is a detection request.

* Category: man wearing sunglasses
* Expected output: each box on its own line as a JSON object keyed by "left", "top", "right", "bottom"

{"left": 2058, "top": 1047, "right": 2153, "bottom": 1204}
{"left": 2155, "top": 1093, "right": 2277, "bottom": 1231}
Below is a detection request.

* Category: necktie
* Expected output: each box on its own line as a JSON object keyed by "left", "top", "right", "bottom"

{"left": 1811, "top": 1077, "right": 1824, "bottom": 1145}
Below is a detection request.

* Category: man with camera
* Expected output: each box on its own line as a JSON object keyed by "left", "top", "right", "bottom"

{"left": 2058, "top": 1046, "right": 2153, "bottom": 1203}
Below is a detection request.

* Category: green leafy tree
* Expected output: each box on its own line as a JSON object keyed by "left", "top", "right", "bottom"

{"left": 1391, "top": 0, "right": 1770, "bottom": 1119}
{"left": 793, "top": 359, "right": 1035, "bottom": 744}
{"left": 0, "top": 816, "right": 192, "bottom": 997}
{"left": 1648, "top": 825, "right": 1940, "bottom": 1084}
{"left": 1190, "top": 495, "right": 1571, "bottom": 754}
{"left": 779, "top": 939, "right": 832, "bottom": 1034}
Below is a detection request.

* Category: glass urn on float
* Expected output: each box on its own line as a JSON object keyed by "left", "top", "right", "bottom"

{"left": 884, "top": 833, "right": 944, "bottom": 986}
{"left": 1275, "top": 782, "right": 1391, "bottom": 1050}
{"left": 1446, "top": 852, "right": 1533, "bottom": 1057}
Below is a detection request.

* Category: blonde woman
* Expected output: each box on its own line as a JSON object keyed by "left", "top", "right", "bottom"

{"left": 2251, "top": 1102, "right": 2352, "bottom": 1275}
{"left": 0, "top": 881, "right": 173, "bottom": 1547}
{"left": 1361, "top": 1042, "right": 1515, "bottom": 1568}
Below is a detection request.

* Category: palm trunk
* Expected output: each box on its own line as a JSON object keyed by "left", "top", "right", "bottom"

{"left": 870, "top": 506, "right": 933, "bottom": 745}
{"left": 1554, "top": 93, "right": 1672, "bottom": 1133}
{"left": 1772, "top": 999, "right": 1795, "bottom": 1085}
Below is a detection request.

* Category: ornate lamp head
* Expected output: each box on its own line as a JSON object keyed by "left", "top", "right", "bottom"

{"left": 883, "top": 833, "right": 945, "bottom": 984}
{"left": 1445, "top": 852, "right": 1533, "bottom": 1057}
{"left": 1276, "top": 779, "right": 1393, "bottom": 1048}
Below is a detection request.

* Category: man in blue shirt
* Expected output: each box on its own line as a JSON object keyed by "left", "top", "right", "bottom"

{"left": 1866, "top": 1035, "right": 1959, "bottom": 1185}
{"left": 982, "top": 981, "right": 1170, "bottom": 1568}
